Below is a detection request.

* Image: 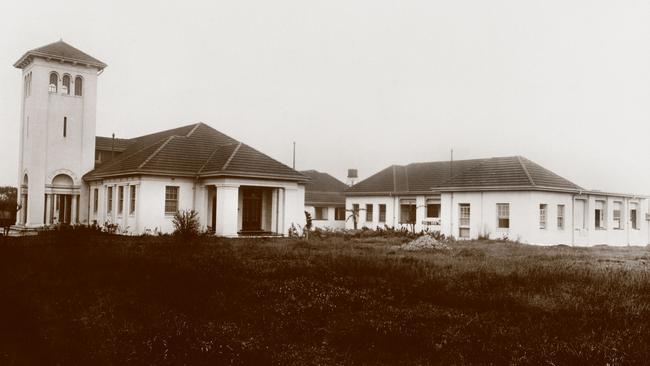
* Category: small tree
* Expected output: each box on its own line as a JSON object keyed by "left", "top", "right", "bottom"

{"left": 304, "top": 211, "right": 313, "bottom": 240}
{"left": 172, "top": 209, "right": 200, "bottom": 238}
{"left": 0, "top": 187, "right": 19, "bottom": 236}
{"left": 345, "top": 207, "right": 364, "bottom": 230}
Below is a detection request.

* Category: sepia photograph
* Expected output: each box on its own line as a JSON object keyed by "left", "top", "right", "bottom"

{"left": 1, "top": 0, "right": 649, "bottom": 364}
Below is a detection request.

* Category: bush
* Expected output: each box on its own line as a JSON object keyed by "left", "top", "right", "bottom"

{"left": 172, "top": 210, "right": 200, "bottom": 238}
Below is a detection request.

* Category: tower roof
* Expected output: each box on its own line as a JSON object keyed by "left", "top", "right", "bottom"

{"left": 14, "top": 40, "right": 107, "bottom": 70}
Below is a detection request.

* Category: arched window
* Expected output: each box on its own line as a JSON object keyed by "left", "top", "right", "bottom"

{"left": 49, "top": 72, "right": 58, "bottom": 93}
{"left": 62, "top": 75, "right": 71, "bottom": 95}
{"left": 74, "top": 76, "right": 83, "bottom": 96}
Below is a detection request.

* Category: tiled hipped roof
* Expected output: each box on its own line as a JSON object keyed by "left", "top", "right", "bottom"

{"left": 84, "top": 123, "right": 307, "bottom": 182}
{"left": 14, "top": 40, "right": 107, "bottom": 70}
{"left": 301, "top": 170, "right": 348, "bottom": 206}
{"left": 346, "top": 156, "right": 582, "bottom": 195}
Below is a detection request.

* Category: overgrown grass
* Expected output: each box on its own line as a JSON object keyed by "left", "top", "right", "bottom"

{"left": 1, "top": 233, "right": 649, "bottom": 365}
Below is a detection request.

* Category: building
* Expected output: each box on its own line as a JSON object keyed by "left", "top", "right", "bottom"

{"left": 302, "top": 170, "right": 347, "bottom": 229}
{"left": 345, "top": 156, "right": 649, "bottom": 246}
{"left": 14, "top": 40, "right": 307, "bottom": 236}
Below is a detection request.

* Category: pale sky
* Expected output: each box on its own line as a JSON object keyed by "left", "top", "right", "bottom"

{"left": 1, "top": 0, "right": 649, "bottom": 193}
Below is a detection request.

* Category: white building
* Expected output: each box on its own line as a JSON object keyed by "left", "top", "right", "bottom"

{"left": 301, "top": 170, "right": 347, "bottom": 230}
{"left": 14, "top": 40, "right": 307, "bottom": 236}
{"left": 346, "top": 156, "right": 649, "bottom": 246}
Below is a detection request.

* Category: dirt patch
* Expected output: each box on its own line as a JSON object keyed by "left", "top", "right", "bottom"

{"left": 400, "top": 235, "right": 451, "bottom": 251}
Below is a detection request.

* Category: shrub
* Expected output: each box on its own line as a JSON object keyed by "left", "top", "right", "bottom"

{"left": 172, "top": 210, "right": 200, "bottom": 238}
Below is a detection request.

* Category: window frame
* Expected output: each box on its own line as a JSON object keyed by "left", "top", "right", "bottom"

{"left": 130, "top": 185, "right": 136, "bottom": 215}
{"left": 557, "top": 204, "right": 565, "bottom": 230}
{"left": 378, "top": 204, "right": 386, "bottom": 222}
{"left": 612, "top": 201, "right": 622, "bottom": 230}
{"left": 365, "top": 204, "right": 373, "bottom": 222}
{"left": 93, "top": 188, "right": 99, "bottom": 213}
{"left": 165, "top": 186, "right": 179, "bottom": 215}
{"left": 314, "top": 206, "right": 327, "bottom": 220}
{"left": 594, "top": 200, "right": 606, "bottom": 230}
{"left": 118, "top": 186, "right": 124, "bottom": 215}
{"left": 107, "top": 186, "right": 113, "bottom": 214}
{"left": 334, "top": 207, "right": 345, "bottom": 221}
{"left": 496, "top": 203, "right": 510, "bottom": 229}
{"left": 62, "top": 74, "right": 71, "bottom": 95}
{"left": 539, "top": 204, "right": 547, "bottom": 229}
{"left": 49, "top": 72, "right": 58, "bottom": 93}
{"left": 399, "top": 199, "right": 416, "bottom": 224}
{"left": 630, "top": 202, "right": 639, "bottom": 230}
{"left": 426, "top": 202, "right": 441, "bottom": 219}
{"left": 74, "top": 76, "right": 83, "bottom": 96}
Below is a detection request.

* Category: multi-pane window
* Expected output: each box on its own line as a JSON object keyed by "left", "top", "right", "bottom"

{"left": 107, "top": 186, "right": 113, "bottom": 214}
{"left": 118, "top": 186, "right": 124, "bottom": 214}
{"left": 613, "top": 202, "right": 622, "bottom": 229}
{"left": 378, "top": 204, "right": 386, "bottom": 222}
{"left": 630, "top": 203, "right": 639, "bottom": 230}
{"left": 497, "top": 203, "right": 509, "bottom": 229}
{"left": 557, "top": 204, "right": 565, "bottom": 230}
{"left": 334, "top": 207, "right": 345, "bottom": 221}
{"left": 314, "top": 207, "right": 327, "bottom": 220}
{"left": 595, "top": 200, "right": 606, "bottom": 229}
{"left": 74, "top": 76, "right": 83, "bottom": 96}
{"left": 93, "top": 188, "right": 99, "bottom": 213}
{"left": 49, "top": 72, "right": 58, "bottom": 93}
{"left": 539, "top": 204, "right": 547, "bottom": 229}
{"left": 400, "top": 199, "right": 416, "bottom": 224}
{"left": 426, "top": 199, "right": 440, "bottom": 218}
{"left": 165, "top": 186, "right": 179, "bottom": 214}
{"left": 62, "top": 74, "right": 70, "bottom": 95}
{"left": 130, "top": 186, "right": 136, "bottom": 215}
{"left": 459, "top": 203, "right": 470, "bottom": 238}
{"left": 366, "top": 204, "right": 373, "bottom": 222}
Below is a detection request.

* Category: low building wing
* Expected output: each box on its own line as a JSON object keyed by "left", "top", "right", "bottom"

{"left": 301, "top": 170, "right": 348, "bottom": 206}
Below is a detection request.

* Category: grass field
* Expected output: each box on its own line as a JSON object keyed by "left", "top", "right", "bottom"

{"left": 1, "top": 233, "right": 650, "bottom": 365}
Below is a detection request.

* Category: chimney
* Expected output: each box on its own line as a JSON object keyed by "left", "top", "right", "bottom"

{"left": 347, "top": 169, "right": 358, "bottom": 186}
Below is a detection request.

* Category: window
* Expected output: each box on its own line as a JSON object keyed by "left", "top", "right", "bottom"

{"left": 165, "top": 186, "right": 179, "bottom": 214}
{"left": 379, "top": 204, "right": 386, "bottom": 222}
{"left": 497, "top": 203, "right": 509, "bottom": 229}
{"left": 93, "top": 188, "right": 98, "bottom": 213}
{"left": 314, "top": 207, "right": 327, "bottom": 220}
{"left": 366, "top": 204, "right": 373, "bottom": 222}
{"left": 459, "top": 203, "right": 470, "bottom": 238}
{"left": 107, "top": 186, "right": 113, "bottom": 214}
{"left": 595, "top": 200, "right": 605, "bottom": 229}
{"left": 49, "top": 72, "right": 58, "bottom": 93}
{"left": 118, "top": 186, "right": 124, "bottom": 214}
{"left": 130, "top": 186, "right": 136, "bottom": 215}
{"left": 426, "top": 199, "right": 440, "bottom": 218}
{"left": 539, "top": 204, "right": 547, "bottom": 229}
{"left": 62, "top": 74, "right": 70, "bottom": 95}
{"left": 334, "top": 207, "right": 345, "bottom": 221}
{"left": 613, "top": 202, "right": 622, "bottom": 230}
{"left": 400, "top": 199, "right": 416, "bottom": 224}
{"left": 63, "top": 117, "right": 67, "bottom": 137}
{"left": 74, "top": 76, "right": 83, "bottom": 96}
{"left": 557, "top": 205, "right": 565, "bottom": 230}
{"left": 630, "top": 203, "right": 639, "bottom": 230}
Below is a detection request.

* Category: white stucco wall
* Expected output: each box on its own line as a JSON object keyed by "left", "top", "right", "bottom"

{"left": 347, "top": 191, "right": 649, "bottom": 246}
{"left": 17, "top": 58, "right": 98, "bottom": 227}
{"left": 304, "top": 205, "right": 346, "bottom": 230}
{"left": 345, "top": 195, "right": 443, "bottom": 233}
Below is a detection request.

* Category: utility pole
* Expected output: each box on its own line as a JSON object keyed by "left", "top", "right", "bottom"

{"left": 292, "top": 141, "right": 296, "bottom": 169}
{"left": 450, "top": 148, "right": 454, "bottom": 177}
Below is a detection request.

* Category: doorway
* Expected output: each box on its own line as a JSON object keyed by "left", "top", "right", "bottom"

{"left": 241, "top": 188, "right": 262, "bottom": 232}
{"left": 56, "top": 195, "right": 72, "bottom": 224}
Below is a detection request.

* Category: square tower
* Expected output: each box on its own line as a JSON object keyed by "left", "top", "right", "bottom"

{"left": 13, "top": 40, "right": 107, "bottom": 227}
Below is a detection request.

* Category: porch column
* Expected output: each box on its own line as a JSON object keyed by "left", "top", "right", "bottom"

{"left": 215, "top": 184, "right": 239, "bottom": 237}
{"left": 17, "top": 194, "right": 25, "bottom": 225}
{"left": 71, "top": 195, "right": 78, "bottom": 224}
{"left": 45, "top": 194, "right": 52, "bottom": 225}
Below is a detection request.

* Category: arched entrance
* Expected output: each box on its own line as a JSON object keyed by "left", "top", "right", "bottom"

{"left": 46, "top": 173, "right": 79, "bottom": 225}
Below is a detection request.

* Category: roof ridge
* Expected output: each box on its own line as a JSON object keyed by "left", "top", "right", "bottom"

{"left": 91, "top": 135, "right": 172, "bottom": 173}
{"left": 138, "top": 136, "right": 175, "bottom": 169}
{"left": 197, "top": 145, "right": 224, "bottom": 174}
{"left": 186, "top": 123, "right": 202, "bottom": 137}
{"left": 517, "top": 156, "right": 535, "bottom": 186}
{"left": 221, "top": 142, "right": 243, "bottom": 171}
